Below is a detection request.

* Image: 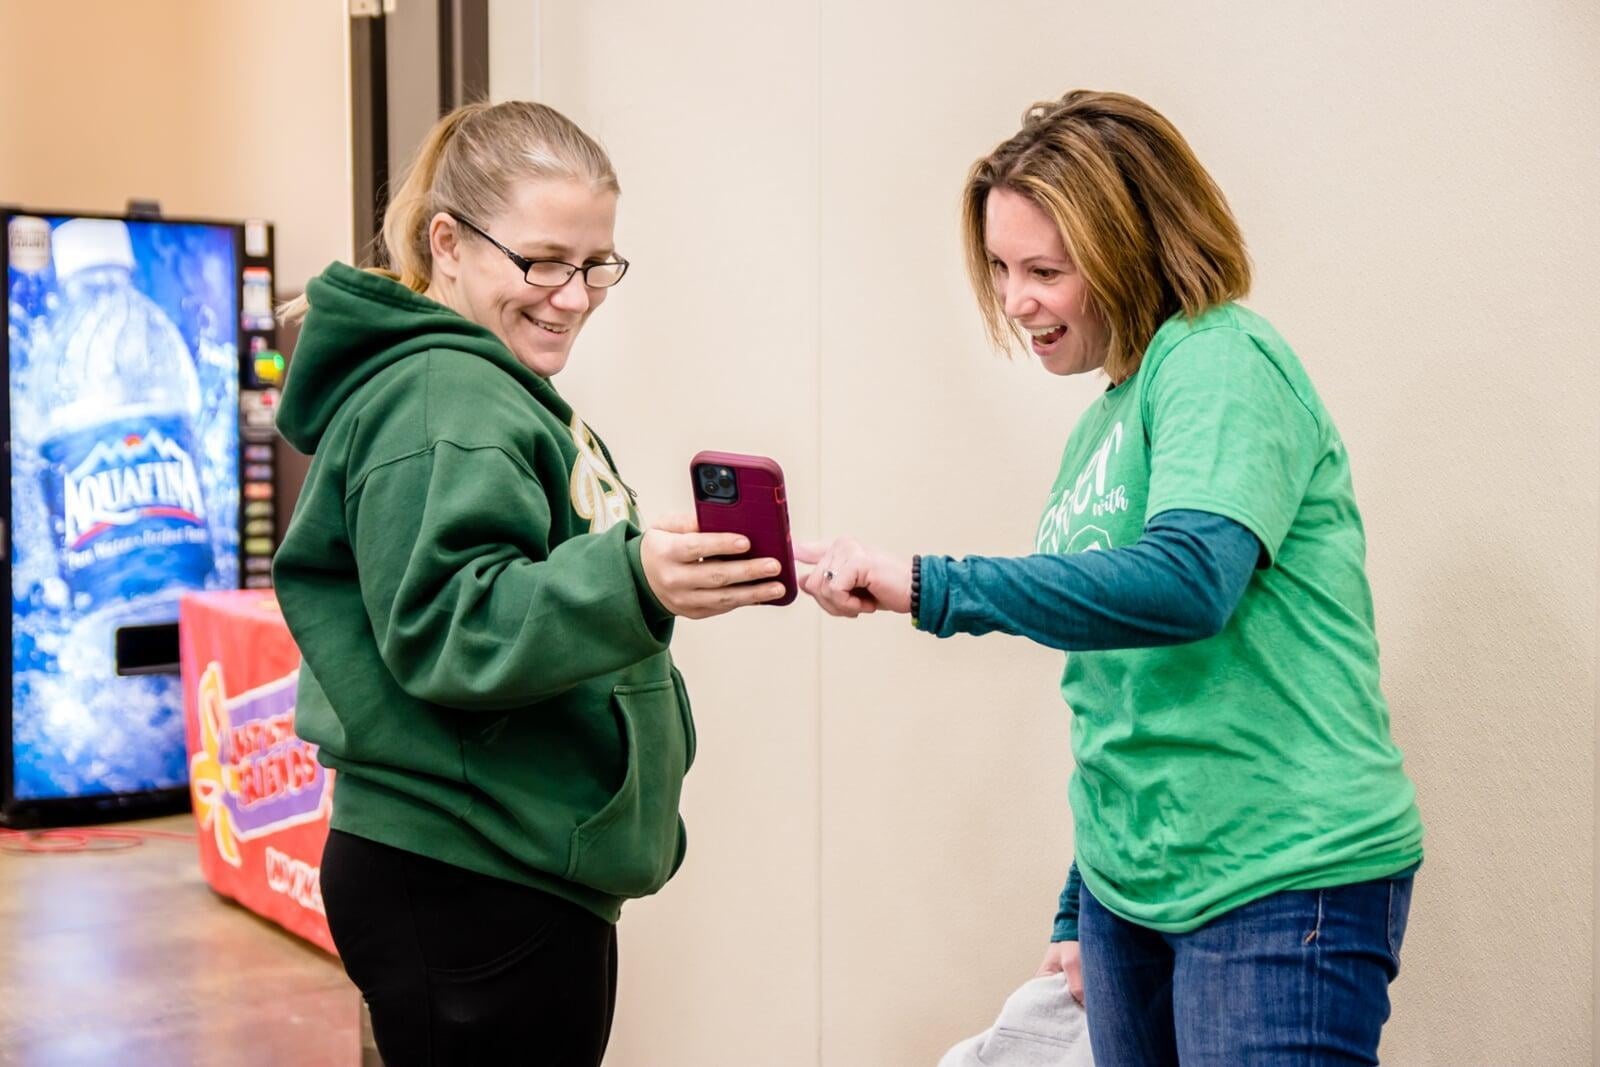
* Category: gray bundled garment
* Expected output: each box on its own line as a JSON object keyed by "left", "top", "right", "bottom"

{"left": 937, "top": 975, "right": 1095, "bottom": 1067}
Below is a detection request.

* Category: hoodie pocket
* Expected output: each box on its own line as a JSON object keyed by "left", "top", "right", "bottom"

{"left": 670, "top": 666, "right": 696, "bottom": 773}
{"left": 565, "top": 679, "right": 688, "bottom": 897}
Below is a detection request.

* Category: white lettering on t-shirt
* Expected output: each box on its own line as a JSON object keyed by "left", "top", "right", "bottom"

{"left": 1037, "top": 421, "right": 1127, "bottom": 554}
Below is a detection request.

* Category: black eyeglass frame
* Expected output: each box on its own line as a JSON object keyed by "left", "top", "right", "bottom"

{"left": 450, "top": 212, "right": 630, "bottom": 288}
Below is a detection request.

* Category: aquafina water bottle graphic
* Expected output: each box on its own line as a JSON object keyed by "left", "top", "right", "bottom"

{"left": 37, "top": 219, "right": 214, "bottom": 614}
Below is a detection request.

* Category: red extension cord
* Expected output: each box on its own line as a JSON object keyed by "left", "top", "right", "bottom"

{"left": 0, "top": 826, "right": 194, "bottom": 855}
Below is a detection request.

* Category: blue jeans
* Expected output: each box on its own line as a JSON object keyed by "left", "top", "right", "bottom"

{"left": 1079, "top": 875, "right": 1414, "bottom": 1066}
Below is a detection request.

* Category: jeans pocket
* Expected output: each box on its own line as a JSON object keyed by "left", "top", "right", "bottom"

{"left": 1385, "top": 876, "right": 1414, "bottom": 972}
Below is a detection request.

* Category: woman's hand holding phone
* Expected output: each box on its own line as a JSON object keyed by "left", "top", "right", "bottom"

{"left": 640, "top": 515, "right": 789, "bottom": 620}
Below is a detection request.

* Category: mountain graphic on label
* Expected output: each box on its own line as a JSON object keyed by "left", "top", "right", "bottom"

{"left": 63, "top": 428, "right": 207, "bottom": 549}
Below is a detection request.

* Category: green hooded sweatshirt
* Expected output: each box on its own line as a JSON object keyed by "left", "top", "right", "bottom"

{"left": 272, "top": 262, "right": 692, "bottom": 923}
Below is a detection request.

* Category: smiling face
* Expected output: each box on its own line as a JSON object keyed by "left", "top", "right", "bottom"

{"left": 982, "top": 187, "right": 1111, "bottom": 379}
{"left": 428, "top": 177, "right": 619, "bottom": 378}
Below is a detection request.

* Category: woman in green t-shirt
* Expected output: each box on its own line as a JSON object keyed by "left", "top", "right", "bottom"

{"left": 797, "top": 90, "right": 1423, "bottom": 1066}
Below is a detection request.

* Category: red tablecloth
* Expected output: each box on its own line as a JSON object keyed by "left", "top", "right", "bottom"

{"left": 179, "top": 590, "right": 334, "bottom": 954}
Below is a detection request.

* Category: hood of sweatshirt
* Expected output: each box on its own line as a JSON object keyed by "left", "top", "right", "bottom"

{"left": 276, "top": 261, "right": 570, "bottom": 454}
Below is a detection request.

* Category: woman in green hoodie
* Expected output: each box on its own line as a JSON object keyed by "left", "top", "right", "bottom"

{"left": 272, "top": 101, "right": 787, "bottom": 1066}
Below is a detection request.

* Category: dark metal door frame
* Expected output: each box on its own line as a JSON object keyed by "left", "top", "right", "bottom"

{"left": 348, "top": 0, "right": 489, "bottom": 263}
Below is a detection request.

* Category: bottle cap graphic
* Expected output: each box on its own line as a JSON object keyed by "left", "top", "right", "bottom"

{"left": 51, "top": 218, "right": 135, "bottom": 280}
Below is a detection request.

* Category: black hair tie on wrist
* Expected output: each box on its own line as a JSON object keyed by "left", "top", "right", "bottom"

{"left": 910, "top": 555, "right": 923, "bottom": 627}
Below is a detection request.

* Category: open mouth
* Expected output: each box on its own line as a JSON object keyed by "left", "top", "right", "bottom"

{"left": 1028, "top": 324, "right": 1067, "bottom": 350}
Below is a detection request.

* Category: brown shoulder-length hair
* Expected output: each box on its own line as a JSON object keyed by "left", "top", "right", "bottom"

{"left": 962, "top": 90, "right": 1250, "bottom": 383}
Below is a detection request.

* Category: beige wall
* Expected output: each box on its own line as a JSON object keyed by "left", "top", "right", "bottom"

{"left": 519, "top": 2, "right": 1598, "bottom": 1065}
{"left": 0, "top": 0, "right": 352, "bottom": 292}
{"left": 522, "top": 3, "right": 826, "bottom": 1062}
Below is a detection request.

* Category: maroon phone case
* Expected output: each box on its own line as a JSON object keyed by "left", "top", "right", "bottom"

{"left": 690, "top": 450, "right": 797, "bottom": 607}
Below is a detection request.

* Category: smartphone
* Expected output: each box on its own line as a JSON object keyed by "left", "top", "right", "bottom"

{"left": 690, "top": 450, "right": 798, "bottom": 606}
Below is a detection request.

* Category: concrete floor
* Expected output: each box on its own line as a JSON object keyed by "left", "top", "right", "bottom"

{"left": 0, "top": 814, "right": 360, "bottom": 1066}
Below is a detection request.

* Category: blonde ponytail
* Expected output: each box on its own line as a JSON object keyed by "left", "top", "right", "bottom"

{"left": 376, "top": 101, "right": 492, "bottom": 295}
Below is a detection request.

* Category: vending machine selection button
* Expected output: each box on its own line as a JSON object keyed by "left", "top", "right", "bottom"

{"left": 242, "top": 267, "right": 274, "bottom": 331}
{"left": 244, "top": 219, "right": 270, "bottom": 257}
{"left": 253, "top": 349, "right": 285, "bottom": 385}
{"left": 240, "top": 389, "right": 281, "bottom": 429}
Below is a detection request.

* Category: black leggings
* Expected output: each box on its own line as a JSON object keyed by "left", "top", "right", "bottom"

{"left": 320, "top": 829, "right": 618, "bottom": 1067}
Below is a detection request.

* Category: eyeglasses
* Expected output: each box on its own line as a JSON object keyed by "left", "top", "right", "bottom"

{"left": 450, "top": 213, "right": 630, "bottom": 288}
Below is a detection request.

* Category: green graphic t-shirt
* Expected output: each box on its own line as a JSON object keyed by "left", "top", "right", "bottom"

{"left": 1038, "top": 303, "right": 1423, "bottom": 932}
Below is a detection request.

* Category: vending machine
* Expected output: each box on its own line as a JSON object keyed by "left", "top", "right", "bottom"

{"left": 1, "top": 208, "right": 283, "bottom": 825}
